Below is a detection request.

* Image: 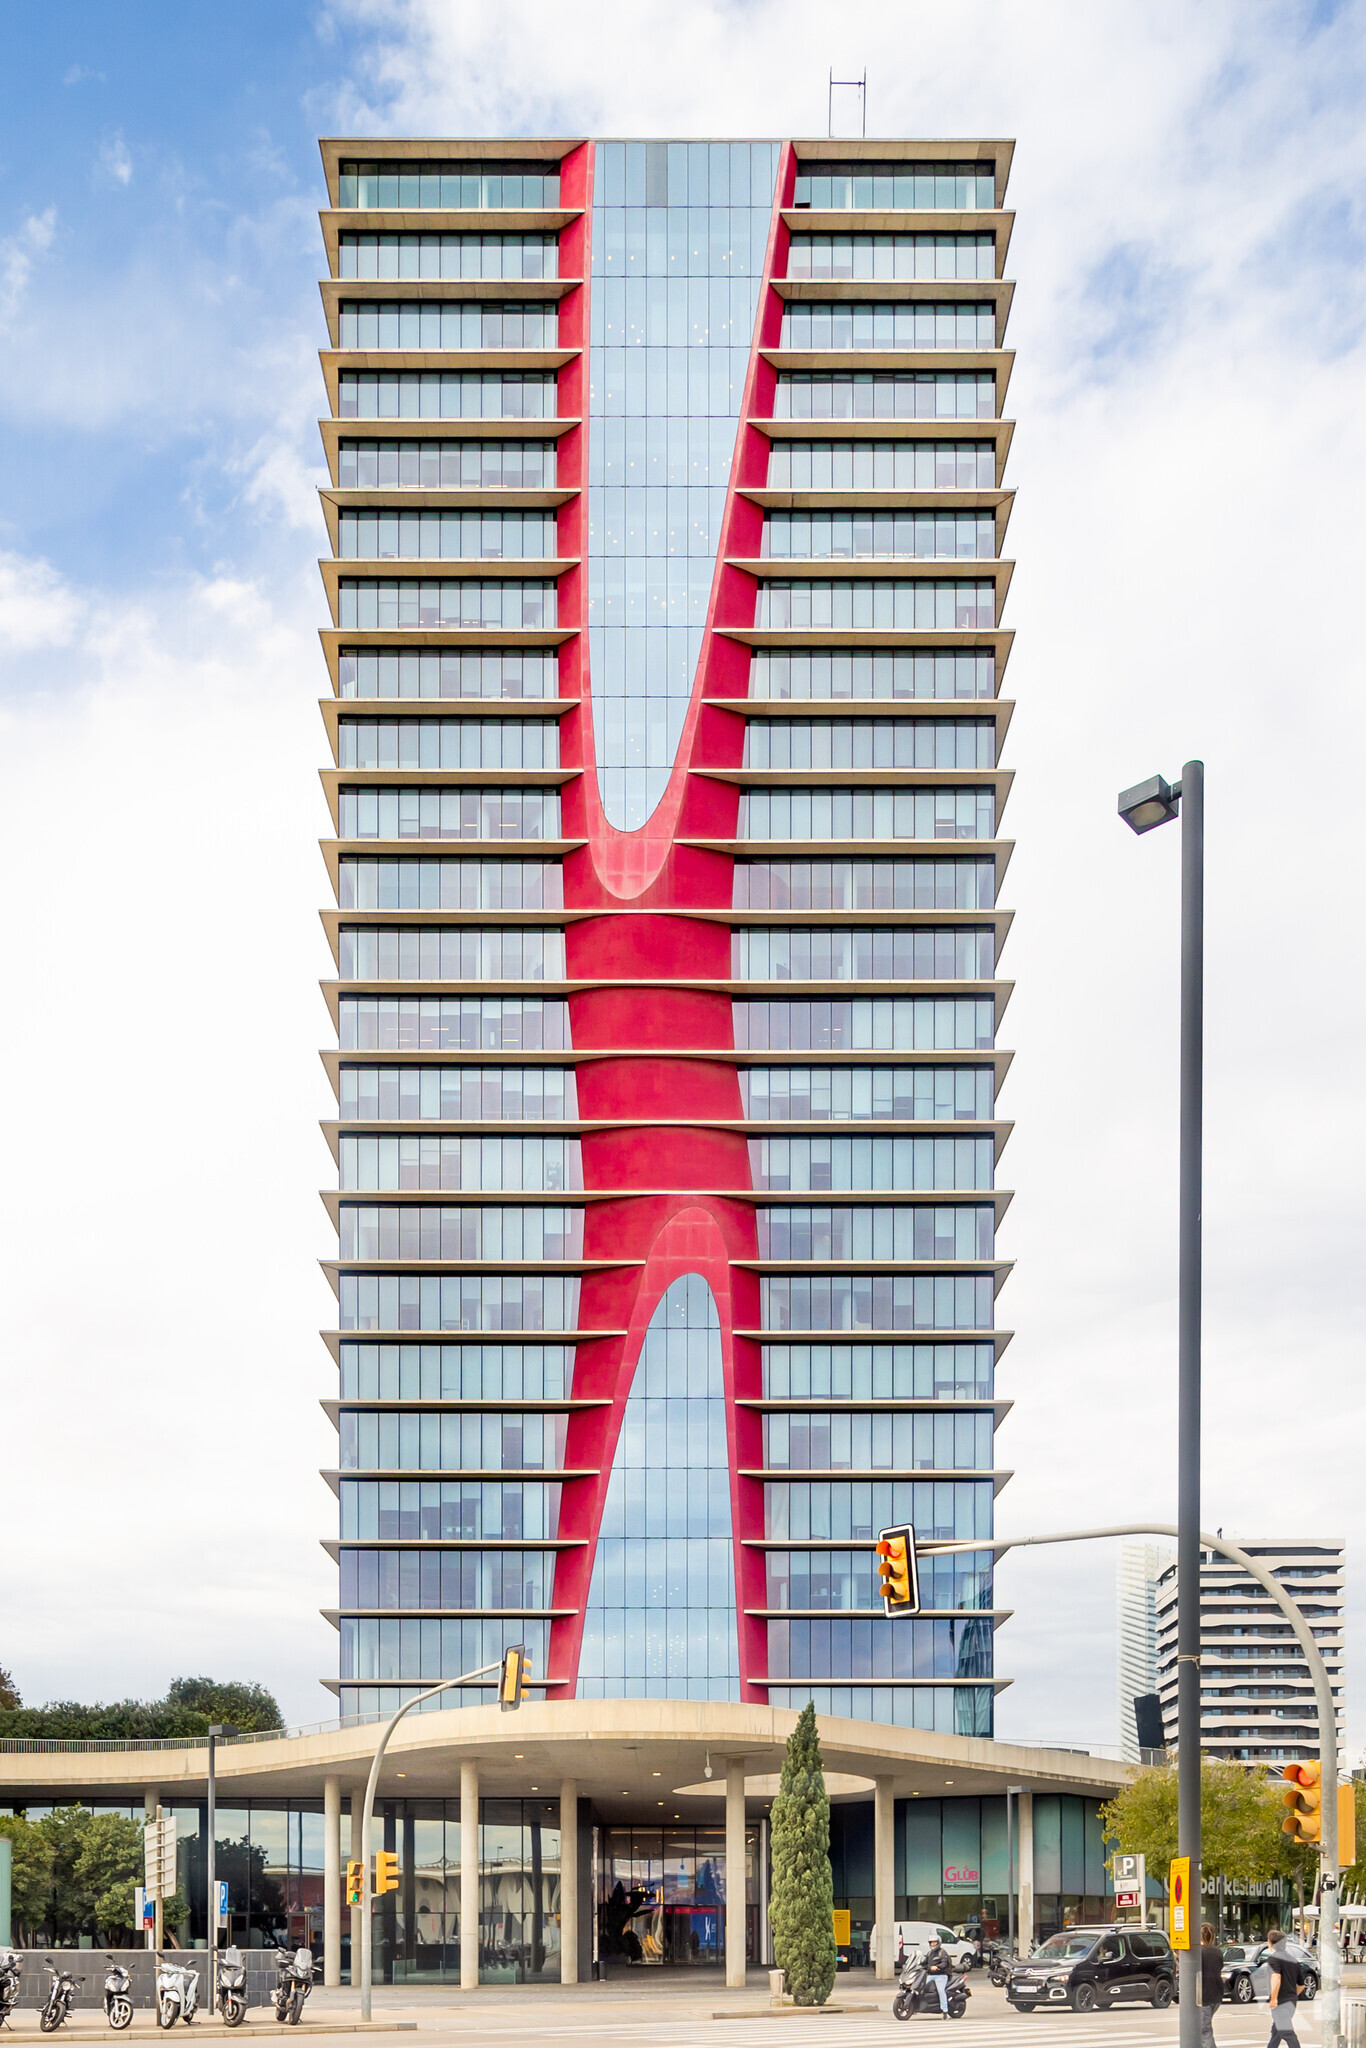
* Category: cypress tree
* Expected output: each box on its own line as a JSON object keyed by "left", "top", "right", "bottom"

{"left": 769, "top": 1701, "right": 838, "bottom": 2005}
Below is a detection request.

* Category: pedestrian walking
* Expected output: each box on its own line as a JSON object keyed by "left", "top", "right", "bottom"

{"left": 1264, "top": 1927, "right": 1305, "bottom": 2048}
{"left": 1200, "top": 1923, "right": 1225, "bottom": 2048}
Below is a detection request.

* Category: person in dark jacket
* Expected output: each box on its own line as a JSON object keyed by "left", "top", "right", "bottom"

{"left": 1264, "top": 1929, "right": 1304, "bottom": 2048}
{"left": 1200, "top": 1923, "right": 1225, "bottom": 2048}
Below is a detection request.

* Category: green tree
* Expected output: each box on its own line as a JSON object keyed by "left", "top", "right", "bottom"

{"left": 0, "top": 1675, "right": 283, "bottom": 1741}
{"left": 0, "top": 1814, "right": 54, "bottom": 1941}
{"left": 164, "top": 1676, "right": 283, "bottom": 1733}
{"left": 74, "top": 1813, "right": 145, "bottom": 1940}
{"left": 0, "top": 1667, "right": 20, "bottom": 1711}
{"left": 770, "top": 1703, "right": 838, "bottom": 2006}
{"left": 1101, "top": 1759, "right": 1316, "bottom": 1896}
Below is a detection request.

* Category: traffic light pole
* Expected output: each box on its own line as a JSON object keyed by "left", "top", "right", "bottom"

{"left": 355, "top": 1660, "right": 502, "bottom": 2021}
{"left": 919, "top": 1523, "right": 1341, "bottom": 2048}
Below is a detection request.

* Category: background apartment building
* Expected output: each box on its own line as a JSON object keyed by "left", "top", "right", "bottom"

{"left": 1118, "top": 1540, "right": 1170, "bottom": 1762}
{"left": 1156, "top": 1541, "right": 1345, "bottom": 1764}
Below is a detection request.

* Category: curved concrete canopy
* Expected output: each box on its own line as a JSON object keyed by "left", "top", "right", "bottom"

{"left": 0, "top": 1700, "right": 1128, "bottom": 1812}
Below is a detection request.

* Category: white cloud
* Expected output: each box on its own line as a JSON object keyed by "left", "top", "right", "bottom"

{"left": 97, "top": 129, "right": 134, "bottom": 187}
{"left": 0, "top": 207, "right": 56, "bottom": 326}
{"left": 0, "top": 547, "right": 83, "bottom": 652}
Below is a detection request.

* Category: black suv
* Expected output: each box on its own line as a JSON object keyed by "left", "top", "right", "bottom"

{"left": 1007, "top": 1926, "right": 1177, "bottom": 2012}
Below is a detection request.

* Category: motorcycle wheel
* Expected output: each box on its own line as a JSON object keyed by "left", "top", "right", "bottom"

{"left": 224, "top": 1996, "right": 246, "bottom": 2029}
{"left": 891, "top": 1991, "right": 913, "bottom": 2021}
{"left": 273, "top": 1998, "right": 288, "bottom": 2024}
{"left": 110, "top": 1997, "right": 134, "bottom": 2031}
{"left": 288, "top": 1989, "right": 305, "bottom": 2026}
{"left": 39, "top": 2012, "right": 59, "bottom": 2035}
{"left": 948, "top": 1996, "right": 967, "bottom": 2018}
{"left": 157, "top": 2000, "right": 177, "bottom": 2030}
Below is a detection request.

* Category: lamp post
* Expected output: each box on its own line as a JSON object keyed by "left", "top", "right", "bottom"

{"left": 1118, "top": 762, "right": 1202, "bottom": 2048}
{"left": 206, "top": 1723, "right": 239, "bottom": 1972}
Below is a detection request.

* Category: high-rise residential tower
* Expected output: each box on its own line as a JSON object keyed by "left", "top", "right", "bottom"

{"left": 1156, "top": 1542, "right": 1345, "bottom": 1764}
{"left": 319, "top": 138, "right": 1016, "bottom": 1738}
{"left": 1117, "top": 1540, "right": 1169, "bottom": 1762}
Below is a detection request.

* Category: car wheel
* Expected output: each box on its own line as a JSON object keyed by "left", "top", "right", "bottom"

{"left": 1071, "top": 1983, "right": 1098, "bottom": 2013}
{"left": 1013, "top": 2003, "right": 1036, "bottom": 2013}
{"left": 1151, "top": 1979, "right": 1174, "bottom": 2010}
{"left": 1302, "top": 1975, "right": 1318, "bottom": 2001}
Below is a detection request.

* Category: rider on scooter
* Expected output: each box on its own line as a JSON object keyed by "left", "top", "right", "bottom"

{"left": 924, "top": 1936, "right": 951, "bottom": 2016}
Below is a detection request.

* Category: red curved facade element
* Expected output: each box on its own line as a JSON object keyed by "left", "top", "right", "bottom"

{"left": 546, "top": 144, "right": 797, "bottom": 1703}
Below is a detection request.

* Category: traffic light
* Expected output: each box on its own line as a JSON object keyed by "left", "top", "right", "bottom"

{"left": 500, "top": 1643, "right": 532, "bottom": 1711}
{"left": 1281, "top": 1763, "right": 1322, "bottom": 1846}
{"left": 345, "top": 1859, "right": 363, "bottom": 1906}
{"left": 876, "top": 1525, "right": 920, "bottom": 1617}
{"left": 374, "top": 1851, "right": 400, "bottom": 1896}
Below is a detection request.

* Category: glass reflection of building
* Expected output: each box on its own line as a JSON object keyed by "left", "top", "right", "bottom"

{"left": 318, "top": 131, "right": 1019, "bottom": 1975}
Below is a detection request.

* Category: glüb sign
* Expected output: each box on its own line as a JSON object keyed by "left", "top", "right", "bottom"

{"left": 1170, "top": 1857, "right": 1191, "bottom": 1950}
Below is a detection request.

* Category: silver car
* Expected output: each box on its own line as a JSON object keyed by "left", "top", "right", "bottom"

{"left": 1221, "top": 1941, "right": 1319, "bottom": 2005}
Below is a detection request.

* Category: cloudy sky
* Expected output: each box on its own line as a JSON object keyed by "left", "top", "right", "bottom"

{"left": 1, "top": 0, "right": 1362, "bottom": 1745}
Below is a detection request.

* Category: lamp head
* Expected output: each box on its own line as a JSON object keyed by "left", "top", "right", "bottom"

{"left": 1118, "top": 772, "right": 1180, "bottom": 835}
{"left": 208, "top": 1723, "right": 240, "bottom": 1740}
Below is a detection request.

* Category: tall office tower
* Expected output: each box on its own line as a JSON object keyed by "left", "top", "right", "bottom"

{"left": 1117, "top": 1541, "right": 1169, "bottom": 1762}
{"left": 1156, "top": 1542, "right": 1345, "bottom": 1764}
{"left": 319, "top": 139, "right": 1016, "bottom": 1732}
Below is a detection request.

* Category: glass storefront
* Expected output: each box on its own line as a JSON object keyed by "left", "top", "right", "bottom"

{"left": 597, "top": 1825, "right": 759, "bottom": 1968}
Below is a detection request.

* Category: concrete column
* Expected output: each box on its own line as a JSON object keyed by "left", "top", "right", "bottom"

{"left": 559, "top": 1780, "right": 578, "bottom": 1985}
{"left": 460, "top": 1760, "right": 479, "bottom": 1991}
{"left": 144, "top": 1790, "right": 161, "bottom": 1951}
{"left": 726, "top": 1757, "right": 747, "bottom": 1990}
{"left": 874, "top": 1779, "right": 896, "bottom": 1981}
{"left": 348, "top": 1789, "right": 364, "bottom": 1986}
{"left": 1016, "top": 1791, "right": 1034, "bottom": 1950}
{"left": 323, "top": 1776, "right": 342, "bottom": 1988}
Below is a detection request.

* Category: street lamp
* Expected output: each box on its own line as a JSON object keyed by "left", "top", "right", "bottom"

{"left": 206, "top": 1723, "right": 239, "bottom": 1971}
{"left": 1117, "top": 760, "right": 1202, "bottom": 2048}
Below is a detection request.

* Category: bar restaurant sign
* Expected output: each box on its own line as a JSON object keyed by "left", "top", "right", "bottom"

{"left": 944, "top": 1861, "right": 981, "bottom": 1890}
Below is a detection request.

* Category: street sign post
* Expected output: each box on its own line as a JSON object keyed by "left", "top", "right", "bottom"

{"left": 1170, "top": 1858, "right": 1192, "bottom": 1950}
{"left": 1113, "top": 1853, "right": 1147, "bottom": 1926}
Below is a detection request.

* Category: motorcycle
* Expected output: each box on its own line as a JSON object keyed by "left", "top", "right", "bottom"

{"left": 214, "top": 1947, "right": 248, "bottom": 2029}
{"left": 39, "top": 1957, "right": 83, "bottom": 2033}
{"left": 988, "top": 1940, "right": 1018, "bottom": 1988}
{"left": 0, "top": 1951, "right": 20, "bottom": 2030}
{"left": 103, "top": 1955, "right": 133, "bottom": 2031}
{"left": 271, "top": 1945, "right": 314, "bottom": 2027}
{"left": 893, "top": 1957, "right": 971, "bottom": 2022}
{"left": 154, "top": 1955, "right": 200, "bottom": 2029}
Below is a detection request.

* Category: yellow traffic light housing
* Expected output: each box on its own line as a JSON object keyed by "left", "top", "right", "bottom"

{"left": 500, "top": 1643, "right": 533, "bottom": 1711}
{"left": 876, "top": 1525, "right": 920, "bottom": 1617}
{"left": 345, "top": 1859, "right": 363, "bottom": 1906}
{"left": 374, "top": 1850, "right": 401, "bottom": 1895}
{"left": 1281, "top": 1763, "right": 1322, "bottom": 1846}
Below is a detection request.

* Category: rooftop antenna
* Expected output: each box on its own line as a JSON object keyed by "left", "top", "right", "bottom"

{"left": 828, "top": 68, "right": 867, "bottom": 139}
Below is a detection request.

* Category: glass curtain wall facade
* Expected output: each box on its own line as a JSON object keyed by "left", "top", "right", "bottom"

{"left": 319, "top": 136, "right": 1016, "bottom": 1734}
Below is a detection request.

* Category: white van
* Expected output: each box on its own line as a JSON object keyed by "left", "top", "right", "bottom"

{"left": 869, "top": 1921, "right": 977, "bottom": 1972}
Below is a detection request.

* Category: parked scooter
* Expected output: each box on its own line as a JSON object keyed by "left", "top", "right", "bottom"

{"left": 988, "top": 1940, "right": 1018, "bottom": 1988}
{"left": 271, "top": 1944, "right": 314, "bottom": 2027}
{"left": 154, "top": 1955, "right": 200, "bottom": 2029}
{"left": 214, "top": 1947, "right": 247, "bottom": 2028}
{"left": 39, "top": 1957, "right": 84, "bottom": 2033}
{"left": 0, "top": 1951, "right": 20, "bottom": 2029}
{"left": 893, "top": 1956, "right": 971, "bottom": 2021}
{"left": 103, "top": 1955, "right": 133, "bottom": 2031}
